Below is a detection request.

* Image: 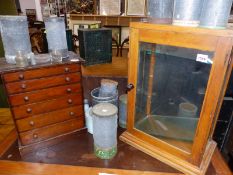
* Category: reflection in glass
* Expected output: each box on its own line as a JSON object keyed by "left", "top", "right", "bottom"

{"left": 134, "top": 43, "right": 214, "bottom": 153}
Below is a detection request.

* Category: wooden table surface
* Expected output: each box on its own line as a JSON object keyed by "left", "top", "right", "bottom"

{"left": 0, "top": 109, "right": 14, "bottom": 142}
{"left": 0, "top": 129, "right": 180, "bottom": 173}
{"left": 0, "top": 128, "right": 232, "bottom": 175}
{"left": 81, "top": 57, "right": 128, "bottom": 78}
{"left": 0, "top": 108, "right": 16, "bottom": 157}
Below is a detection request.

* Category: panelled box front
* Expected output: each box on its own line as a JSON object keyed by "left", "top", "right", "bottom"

{"left": 2, "top": 63, "right": 85, "bottom": 147}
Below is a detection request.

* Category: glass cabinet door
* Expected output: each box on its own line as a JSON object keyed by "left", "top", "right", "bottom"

{"left": 134, "top": 42, "right": 214, "bottom": 153}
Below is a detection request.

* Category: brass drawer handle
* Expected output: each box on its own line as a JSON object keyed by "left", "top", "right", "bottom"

{"left": 65, "top": 77, "right": 70, "bottom": 82}
{"left": 29, "top": 121, "right": 34, "bottom": 126}
{"left": 70, "top": 112, "right": 75, "bottom": 116}
{"left": 33, "top": 133, "right": 38, "bottom": 139}
{"left": 18, "top": 74, "right": 24, "bottom": 80}
{"left": 66, "top": 88, "right": 72, "bottom": 93}
{"left": 24, "top": 96, "right": 29, "bottom": 102}
{"left": 21, "top": 84, "right": 26, "bottom": 89}
{"left": 64, "top": 67, "right": 70, "bottom": 72}
{"left": 67, "top": 99, "right": 73, "bottom": 104}
{"left": 26, "top": 108, "right": 32, "bottom": 113}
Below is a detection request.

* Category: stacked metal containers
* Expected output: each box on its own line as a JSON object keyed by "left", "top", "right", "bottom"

{"left": 147, "top": 0, "right": 233, "bottom": 29}
{"left": 91, "top": 79, "right": 118, "bottom": 106}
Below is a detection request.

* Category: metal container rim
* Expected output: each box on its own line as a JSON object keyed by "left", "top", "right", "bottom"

{"left": 92, "top": 102, "right": 118, "bottom": 117}
{"left": 44, "top": 17, "right": 65, "bottom": 23}
{"left": 0, "top": 15, "right": 27, "bottom": 21}
{"left": 91, "top": 87, "right": 118, "bottom": 100}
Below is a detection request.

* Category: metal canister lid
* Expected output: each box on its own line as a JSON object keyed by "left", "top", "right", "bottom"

{"left": 92, "top": 103, "right": 118, "bottom": 117}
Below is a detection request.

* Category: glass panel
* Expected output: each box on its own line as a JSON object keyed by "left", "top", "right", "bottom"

{"left": 134, "top": 43, "right": 214, "bottom": 153}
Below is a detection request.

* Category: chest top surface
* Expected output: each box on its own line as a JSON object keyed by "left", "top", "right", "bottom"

{"left": 0, "top": 52, "right": 83, "bottom": 74}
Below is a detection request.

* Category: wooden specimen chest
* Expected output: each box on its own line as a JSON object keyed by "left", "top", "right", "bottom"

{"left": 0, "top": 56, "right": 85, "bottom": 150}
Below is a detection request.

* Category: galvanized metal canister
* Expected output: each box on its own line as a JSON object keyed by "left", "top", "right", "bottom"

{"left": 173, "top": 0, "right": 203, "bottom": 27}
{"left": 91, "top": 87, "right": 118, "bottom": 106}
{"left": 92, "top": 103, "right": 118, "bottom": 159}
{"left": 44, "top": 17, "right": 68, "bottom": 58}
{"left": 119, "top": 94, "right": 127, "bottom": 128}
{"left": 200, "top": 0, "right": 233, "bottom": 29}
{"left": 147, "top": 0, "right": 174, "bottom": 24}
{"left": 0, "top": 16, "right": 31, "bottom": 64}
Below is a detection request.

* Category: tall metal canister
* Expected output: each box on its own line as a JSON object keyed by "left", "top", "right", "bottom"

{"left": 173, "top": 0, "right": 203, "bottom": 27}
{"left": 200, "top": 0, "right": 233, "bottom": 29}
{"left": 147, "top": 0, "right": 174, "bottom": 24}
{"left": 44, "top": 17, "right": 68, "bottom": 59}
{"left": 92, "top": 103, "right": 118, "bottom": 159}
{"left": 0, "top": 16, "right": 31, "bottom": 64}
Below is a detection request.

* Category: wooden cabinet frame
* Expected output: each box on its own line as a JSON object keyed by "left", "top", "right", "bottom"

{"left": 120, "top": 22, "right": 233, "bottom": 175}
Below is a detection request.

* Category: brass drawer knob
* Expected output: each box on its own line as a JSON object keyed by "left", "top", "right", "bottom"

{"left": 70, "top": 112, "right": 75, "bottom": 116}
{"left": 18, "top": 74, "right": 24, "bottom": 80}
{"left": 65, "top": 77, "right": 71, "bottom": 82}
{"left": 29, "top": 121, "right": 34, "bottom": 126}
{"left": 67, "top": 99, "right": 73, "bottom": 104}
{"left": 33, "top": 134, "right": 38, "bottom": 139}
{"left": 66, "top": 88, "right": 72, "bottom": 93}
{"left": 21, "top": 84, "right": 26, "bottom": 89}
{"left": 26, "top": 108, "right": 32, "bottom": 113}
{"left": 24, "top": 96, "right": 29, "bottom": 101}
{"left": 64, "top": 67, "right": 70, "bottom": 72}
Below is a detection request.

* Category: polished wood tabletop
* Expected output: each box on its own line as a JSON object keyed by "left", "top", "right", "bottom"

{"left": 1, "top": 128, "right": 231, "bottom": 175}
{"left": 81, "top": 57, "right": 128, "bottom": 78}
{"left": 0, "top": 129, "right": 180, "bottom": 173}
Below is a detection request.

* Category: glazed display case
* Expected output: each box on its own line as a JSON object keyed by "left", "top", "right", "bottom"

{"left": 120, "top": 22, "right": 233, "bottom": 175}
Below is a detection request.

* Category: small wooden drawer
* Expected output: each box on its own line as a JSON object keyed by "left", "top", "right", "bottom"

{"left": 5, "top": 72, "right": 81, "bottom": 94}
{"left": 3, "top": 64, "right": 81, "bottom": 83}
{"left": 9, "top": 83, "right": 82, "bottom": 106}
{"left": 19, "top": 118, "right": 84, "bottom": 145}
{"left": 12, "top": 93, "right": 83, "bottom": 119}
{"left": 16, "top": 105, "right": 84, "bottom": 132}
